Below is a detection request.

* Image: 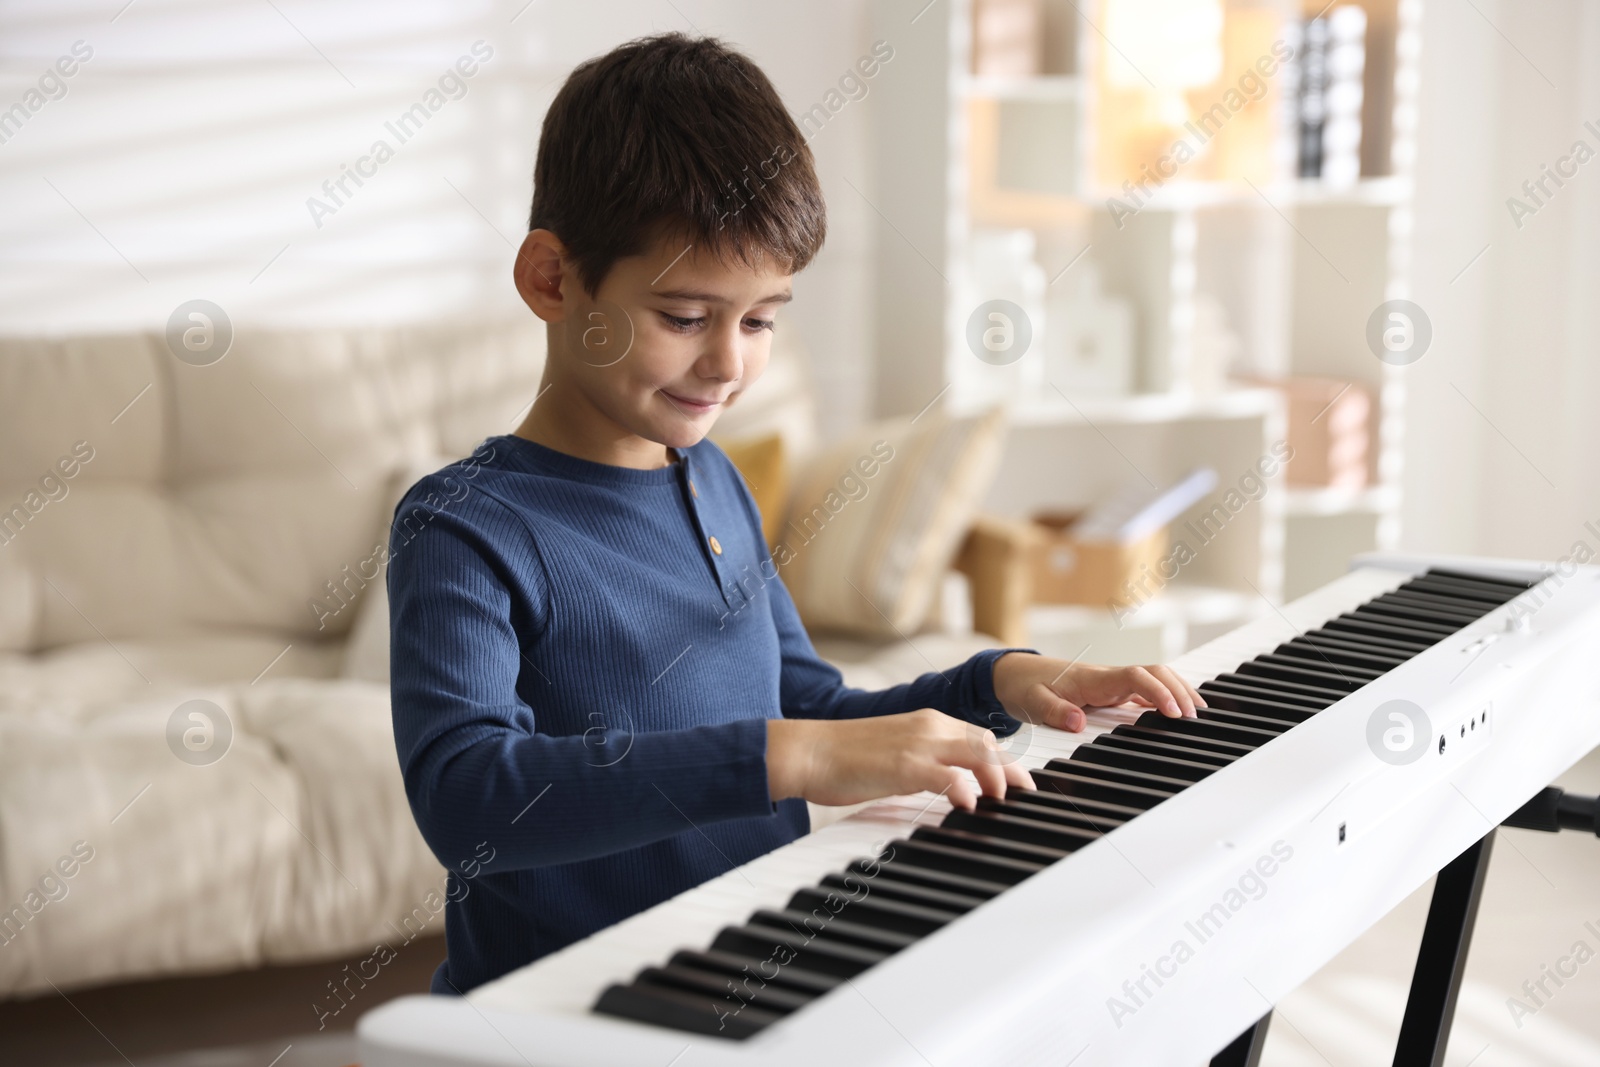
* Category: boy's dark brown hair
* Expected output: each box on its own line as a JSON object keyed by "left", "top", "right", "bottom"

{"left": 530, "top": 33, "right": 826, "bottom": 294}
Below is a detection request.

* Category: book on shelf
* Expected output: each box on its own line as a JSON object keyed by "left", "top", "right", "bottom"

{"left": 1287, "top": 5, "right": 1367, "bottom": 185}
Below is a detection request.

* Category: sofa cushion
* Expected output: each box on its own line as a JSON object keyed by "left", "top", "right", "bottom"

{"left": 233, "top": 679, "right": 448, "bottom": 965}
{"left": 0, "top": 635, "right": 344, "bottom": 718}
{"left": 0, "top": 320, "right": 547, "bottom": 654}
{"left": 0, "top": 333, "right": 167, "bottom": 488}
{"left": 0, "top": 674, "right": 443, "bottom": 997}
{"left": 0, "top": 547, "right": 38, "bottom": 653}
{"left": 0, "top": 686, "right": 301, "bottom": 995}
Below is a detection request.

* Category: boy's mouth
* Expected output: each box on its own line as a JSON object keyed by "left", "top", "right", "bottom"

{"left": 659, "top": 390, "right": 723, "bottom": 416}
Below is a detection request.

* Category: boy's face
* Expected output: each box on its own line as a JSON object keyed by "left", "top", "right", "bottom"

{"left": 517, "top": 229, "right": 793, "bottom": 459}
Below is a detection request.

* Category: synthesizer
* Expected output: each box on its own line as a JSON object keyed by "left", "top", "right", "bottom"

{"left": 359, "top": 553, "right": 1600, "bottom": 1066}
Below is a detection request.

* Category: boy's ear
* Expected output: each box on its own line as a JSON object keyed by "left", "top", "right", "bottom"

{"left": 514, "top": 229, "right": 568, "bottom": 323}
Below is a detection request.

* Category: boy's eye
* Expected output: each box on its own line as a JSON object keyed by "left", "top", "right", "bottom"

{"left": 658, "top": 313, "right": 775, "bottom": 333}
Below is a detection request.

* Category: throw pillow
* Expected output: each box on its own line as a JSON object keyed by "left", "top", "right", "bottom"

{"left": 777, "top": 406, "right": 1007, "bottom": 638}
{"left": 717, "top": 432, "right": 788, "bottom": 552}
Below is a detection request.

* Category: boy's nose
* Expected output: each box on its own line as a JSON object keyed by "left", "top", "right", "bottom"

{"left": 698, "top": 328, "right": 743, "bottom": 383}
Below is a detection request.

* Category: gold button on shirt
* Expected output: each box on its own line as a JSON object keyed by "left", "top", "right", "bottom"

{"left": 708, "top": 535, "right": 722, "bottom": 556}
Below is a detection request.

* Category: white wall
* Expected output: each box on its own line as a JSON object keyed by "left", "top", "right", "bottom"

{"left": 0, "top": 0, "right": 879, "bottom": 434}
{"left": 1406, "top": 0, "right": 1600, "bottom": 560}
{"left": 6, "top": 0, "right": 1596, "bottom": 560}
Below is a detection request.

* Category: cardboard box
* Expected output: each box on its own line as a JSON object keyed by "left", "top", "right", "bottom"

{"left": 1239, "top": 375, "right": 1371, "bottom": 489}
{"left": 1030, "top": 510, "right": 1170, "bottom": 606}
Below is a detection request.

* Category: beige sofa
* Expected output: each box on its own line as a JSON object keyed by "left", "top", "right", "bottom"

{"left": 0, "top": 319, "right": 1025, "bottom": 999}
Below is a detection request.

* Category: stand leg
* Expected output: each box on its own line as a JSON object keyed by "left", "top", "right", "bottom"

{"left": 1391, "top": 830, "right": 1495, "bottom": 1067}
{"left": 1211, "top": 1012, "right": 1270, "bottom": 1067}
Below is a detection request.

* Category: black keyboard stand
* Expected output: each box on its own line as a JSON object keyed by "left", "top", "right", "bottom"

{"left": 1501, "top": 785, "right": 1600, "bottom": 837}
{"left": 1209, "top": 786, "right": 1600, "bottom": 1067}
{"left": 1391, "top": 830, "right": 1495, "bottom": 1067}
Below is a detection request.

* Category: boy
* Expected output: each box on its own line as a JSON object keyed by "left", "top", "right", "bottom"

{"left": 386, "top": 32, "right": 1204, "bottom": 997}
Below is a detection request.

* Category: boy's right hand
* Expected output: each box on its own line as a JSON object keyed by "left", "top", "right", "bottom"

{"left": 766, "top": 709, "right": 1034, "bottom": 812}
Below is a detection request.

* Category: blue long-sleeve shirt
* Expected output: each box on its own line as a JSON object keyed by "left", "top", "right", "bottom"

{"left": 385, "top": 432, "right": 1022, "bottom": 995}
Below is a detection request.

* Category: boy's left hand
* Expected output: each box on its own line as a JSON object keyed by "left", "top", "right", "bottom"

{"left": 992, "top": 652, "right": 1206, "bottom": 734}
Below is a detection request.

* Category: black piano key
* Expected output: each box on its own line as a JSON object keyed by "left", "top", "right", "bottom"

{"left": 1203, "top": 681, "right": 1324, "bottom": 713}
{"left": 1048, "top": 756, "right": 1198, "bottom": 793}
{"left": 1383, "top": 583, "right": 1501, "bottom": 606}
{"left": 1278, "top": 637, "right": 1406, "bottom": 671}
{"left": 881, "top": 837, "right": 1043, "bottom": 885}
{"left": 1194, "top": 706, "right": 1305, "bottom": 733}
{"left": 1211, "top": 672, "right": 1346, "bottom": 705}
{"left": 1069, "top": 743, "right": 1220, "bottom": 783}
{"left": 1260, "top": 639, "right": 1388, "bottom": 671}
{"left": 1135, "top": 710, "right": 1280, "bottom": 747}
{"left": 1113, "top": 723, "right": 1256, "bottom": 758}
{"left": 1200, "top": 681, "right": 1330, "bottom": 714}
{"left": 1365, "top": 595, "right": 1483, "bottom": 627}
{"left": 1260, "top": 650, "right": 1385, "bottom": 681}
{"left": 1236, "top": 657, "right": 1373, "bottom": 692}
{"left": 846, "top": 857, "right": 1008, "bottom": 900}
{"left": 1381, "top": 586, "right": 1502, "bottom": 612}
{"left": 594, "top": 978, "right": 781, "bottom": 1038}
{"left": 911, "top": 824, "right": 1071, "bottom": 865}
{"left": 1349, "top": 606, "right": 1460, "bottom": 638}
{"left": 1410, "top": 570, "right": 1523, "bottom": 594}
{"left": 1306, "top": 621, "right": 1429, "bottom": 649}
{"left": 1320, "top": 612, "right": 1439, "bottom": 640}
{"left": 1304, "top": 626, "right": 1429, "bottom": 657}
{"left": 976, "top": 794, "right": 1127, "bottom": 832}
{"left": 1415, "top": 571, "right": 1530, "bottom": 599}
{"left": 751, "top": 908, "right": 917, "bottom": 952}
{"left": 712, "top": 923, "right": 886, "bottom": 977}
{"left": 1028, "top": 766, "right": 1177, "bottom": 810}
{"left": 669, "top": 948, "right": 843, "bottom": 994}
{"left": 1202, "top": 677, "right": 1330, "bottom": 708}
{"left": 786, "top": 888, "right": 956, "bottom": 937}
{"left": 640, "top": 963, "right": 815, "bottom": 1014}
{"left": 1095, "top": 732, "right": 1235, "bottom": 766}
{"left": 1399, "top": 576, "right": 1511, "bottom": 606}
{"left": 1324, "top": 615, "right": 1448, "bottom": 646}
{"left": 994, "top": 785, "right": 1146, "bottom": 822}
{"left": 820, "top": 871, "right": 985, "bottom": 914}
{"left": 1372, "top": 598, "right": 1494, "bottom": 631}
{"left": 1423, "top": 566, "right": 1536, "bottom": 593}
{"left": 1199, "top": 689, "right": 1323, "bottom": 723}
{"left": 943, "top": 807, "right": 1103, "bottom": 852}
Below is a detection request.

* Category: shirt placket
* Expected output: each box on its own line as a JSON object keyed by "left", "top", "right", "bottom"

{"left": 675, "top": 452, "right": 742, "bottom": 611}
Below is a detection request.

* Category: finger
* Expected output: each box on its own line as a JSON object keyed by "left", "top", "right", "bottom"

{"left": 942, "top": 766, "right": 978, "bottom": 812}
{"left": 943, "top": 726, "right": 1009, "bottom": 800}
{"left": 960, "top": 731, "right": 1011, "bottom": 801}
{"left": 1023, "top": 681, "right": 1086, "bottom": 732}
{"left": 1127, "top": 666, "right": 1183, "bottom": 718}
{"left": 1038, "top": 689, "right": 1087, "bottom": 733}
{"left": 1150, "top": 665, "right": 1196, "bottom": 718}
{"left": 1003, "top": 760, "right": 1036, "bottom": 792}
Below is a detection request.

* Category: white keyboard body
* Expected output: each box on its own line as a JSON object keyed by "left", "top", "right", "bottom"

{"left": 359, "top": 555, "right": 1600, "bottom": 1066}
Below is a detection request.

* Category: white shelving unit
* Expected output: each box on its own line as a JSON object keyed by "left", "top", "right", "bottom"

{"left": 867, "top": 0, "right": 1422, "bottom": 661}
